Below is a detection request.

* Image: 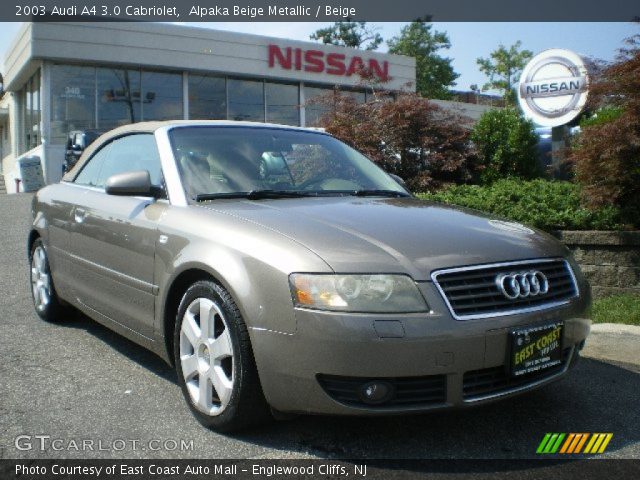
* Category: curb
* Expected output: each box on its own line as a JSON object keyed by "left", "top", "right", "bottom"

{"left": 590, "top": 323, "right": 640, "bottom": 336}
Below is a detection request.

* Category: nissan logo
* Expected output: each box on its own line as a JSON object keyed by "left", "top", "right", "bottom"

{"left": 517, "top": 49, "right": 589, "bottom": 128}
{"left": 496, "top": 271, "right": 549, "bottom": 300}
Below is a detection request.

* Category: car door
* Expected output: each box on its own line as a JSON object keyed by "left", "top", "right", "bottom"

{"left": 67, "top": 133, "right": 168, "bottom": 338}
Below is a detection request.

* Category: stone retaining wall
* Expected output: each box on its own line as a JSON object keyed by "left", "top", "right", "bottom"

{"left": 555, "top": 231, "right": 640, "bottom": 298}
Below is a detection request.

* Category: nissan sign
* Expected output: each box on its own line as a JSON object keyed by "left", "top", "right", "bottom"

{"left": 268, "top": 44, "right": 389, "bottom": 81}
{"left": 518, "top": 49, "right": 589, "bottom": 127}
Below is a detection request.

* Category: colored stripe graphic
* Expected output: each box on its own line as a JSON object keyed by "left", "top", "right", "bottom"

{"left": 536, "top": 433, "right": 552, "bottom": 454}
{"left": 537, "top": 433, "right": 565, "bottom": 454}
{"left": 597, "top": 434, "right": 613, "bottom": 453}
{"left": 550, "top": 433, "right": 565, "bottom": 453}
{"left": 544, "top": 433, "right": 559, "bottom": 453}
{"left": 560, "top": 433, "right": 588, "bottom": 453}
{"left": 584, "top": 433, "right": 598, "bottom": 453}
{"left": 584, "top": 433, "right": 614, "bottom": 454}
{"left": 537, "top": 433, "right": 612, "bottom": 454}
{"left": 573, "top": 433, "right": 589, "bottom": 453}
{"left": 559, "top": 433, "right": 576, "bottom": 453}
{"left": 590, "top": 434, "right": 606, "bottom": 453}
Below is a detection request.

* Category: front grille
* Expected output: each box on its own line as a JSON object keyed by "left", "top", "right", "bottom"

{"left": 463, "top": 347, "right": 573, "bottom": 400}
{"left": 432, "top": 258, "right": 578, "bottom": 320}
{"left": 317, "top": 374, "right": 446, "bottom": 408}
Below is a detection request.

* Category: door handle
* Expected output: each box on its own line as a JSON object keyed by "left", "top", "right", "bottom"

{"left": 74, "top": 208, "right": 86, "bottom": 223}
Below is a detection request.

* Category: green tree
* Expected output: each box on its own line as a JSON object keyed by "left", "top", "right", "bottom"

{"left": 471, "top": 108, "right": 541, "bottom": 183}
{"left": 387, "top": 21, "right": 459, "bottom": 99}
{"left": 476, "top": 41, "right": 533, "bottom": 104}
{"left": 310, "top": 22, "right": 383, "bottom": 50}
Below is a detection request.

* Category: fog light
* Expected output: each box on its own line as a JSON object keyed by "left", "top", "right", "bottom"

{"left": 359, "top": 381, "right": 395, "bottom": 405}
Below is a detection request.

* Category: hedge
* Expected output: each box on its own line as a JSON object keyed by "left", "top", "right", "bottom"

{"left": 417, "top": 179, "right": 624, "bottom": 232}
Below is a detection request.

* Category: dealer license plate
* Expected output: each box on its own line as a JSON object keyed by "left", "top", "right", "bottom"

{"left": 510, "top": 322, "right": 563, "bottom": 377}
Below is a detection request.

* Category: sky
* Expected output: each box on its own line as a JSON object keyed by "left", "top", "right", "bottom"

{"left": 0, "top": 21, "right": 637, "bottom": 93}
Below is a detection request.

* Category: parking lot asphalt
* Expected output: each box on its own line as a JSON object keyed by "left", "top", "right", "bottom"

{"left": 0, "top": 193, "right": 638, "bottom": 460}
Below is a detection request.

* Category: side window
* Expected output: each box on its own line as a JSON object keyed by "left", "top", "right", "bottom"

{"left": 95, "top": 134, "right": 163, "bottom": 189}
{"left": 74, "top": 143, "right": 112, "bottom": 187}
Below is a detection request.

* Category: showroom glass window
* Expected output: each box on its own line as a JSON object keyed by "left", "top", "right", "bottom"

{"left": 18, "top": 69, "right": 42, "bottom": 153}
{"left": 343, "top": 90, "right": 366, "bottom": 104}
{"left": 365, "top": 90, "right": 394, "bottom": 103}
{"left": 304, "top": 86, "right": 366, "bottom": 127}
{"left": 141, "top": 71, "right": 183, "bottom": 121}
{"left": 303, "top": 86, "right": 333, "bottom": 127}
{"left": 189, "top": 74, "right": 226, "bottom": 120}
{"left": 228, "top": 79, "right": 264, "bottom": 122}
{"left": 50, "top": 65, "right": 96, "bottom": 145}
{"left": 265, "top": 82, "right": 299, "bottom": 126}
{"left": 97, "top": 68, "right": 142, "bottom": 131}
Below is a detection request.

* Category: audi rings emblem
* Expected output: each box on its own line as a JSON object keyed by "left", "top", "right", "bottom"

{"left": 496, "top": 271, "right": 549, "bottom": 300}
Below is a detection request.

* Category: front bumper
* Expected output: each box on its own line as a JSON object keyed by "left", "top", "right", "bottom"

{"left": 250, "top": 282, "right": 591, "bottom": 415}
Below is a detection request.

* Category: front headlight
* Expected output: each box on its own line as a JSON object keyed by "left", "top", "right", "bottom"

{"left": 289, "top": 274, "right": 429, "bottom": 313}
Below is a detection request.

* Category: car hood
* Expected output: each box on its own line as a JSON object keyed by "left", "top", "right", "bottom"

{"left": 197, "top": 196, "right": 568, "bottom": 281}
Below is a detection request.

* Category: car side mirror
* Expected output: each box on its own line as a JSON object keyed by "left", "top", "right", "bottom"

{"left": 389, "top": 173, "right": 409, "bottom": 190}
{"left": 105, "top": 170, "right": 155, "bottom": 197}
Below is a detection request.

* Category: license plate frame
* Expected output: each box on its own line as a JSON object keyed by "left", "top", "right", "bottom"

{"left": 510, "top": 322, "right": 564, "bottom": 377}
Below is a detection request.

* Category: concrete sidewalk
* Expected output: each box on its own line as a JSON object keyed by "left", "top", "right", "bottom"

{"left": 582, "top": 323, "right": 640, "bottom": 366}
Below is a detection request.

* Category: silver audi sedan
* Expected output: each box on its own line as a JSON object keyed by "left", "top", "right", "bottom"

{"left": 28, "top": 121, "right": 591, "bottom": 432}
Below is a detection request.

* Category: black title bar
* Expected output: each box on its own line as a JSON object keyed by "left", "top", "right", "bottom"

{"left": 5, "top": 0, "right": 640, "bottom": 22}
{"left": 2, "top": 459, "right": 640, "bottom": 480}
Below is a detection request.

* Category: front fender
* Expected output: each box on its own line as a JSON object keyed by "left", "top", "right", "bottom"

{"left": 154, "top": 205, "right": 333, "bottom": 343}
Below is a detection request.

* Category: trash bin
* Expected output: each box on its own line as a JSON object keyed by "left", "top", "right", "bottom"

{"left": 17, "top": 156, "right": 45, "bottom": 192}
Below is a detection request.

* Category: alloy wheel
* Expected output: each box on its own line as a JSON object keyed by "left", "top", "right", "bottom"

{"left": 179, "top": 297, "right": 235, "bottom": 415}
{"left": 31, "top": 246, "right": 51, "bottom": 312}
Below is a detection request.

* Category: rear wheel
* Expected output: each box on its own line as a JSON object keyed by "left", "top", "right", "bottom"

{"left": 174, "top": 280, "right": 270, "bottom": 432}
{"left": 29, "top": 238, "right": 68, "bottom": 322}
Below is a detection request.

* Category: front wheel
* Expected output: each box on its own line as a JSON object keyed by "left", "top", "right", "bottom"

{"left": 30, "top": 238, "right": 68, "bottom": 322}
{"left": 173, "top": 280, "right": 270, "bottom": 432}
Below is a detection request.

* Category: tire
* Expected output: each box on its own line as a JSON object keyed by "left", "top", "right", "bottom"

{"left": 173, "top": 280, "right": 270, "bottom": 432}
{"left": 29, "top": 238, "right": 68, "bottom": 322}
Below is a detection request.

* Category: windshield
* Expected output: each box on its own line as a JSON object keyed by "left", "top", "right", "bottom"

{"left": 168, "top": 126, "right": 407, "bottom": 200}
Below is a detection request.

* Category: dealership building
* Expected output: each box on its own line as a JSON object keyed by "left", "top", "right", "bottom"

{"left": 0, "top": 22, "right": 415, "bottom": 193}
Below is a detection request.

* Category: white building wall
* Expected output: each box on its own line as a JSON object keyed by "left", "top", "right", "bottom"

{"left": 0, "top": 93, "right": 17, "bottom": 192}
{"left": 1, "top": 22, "right": 417, "bottom": 193}
{"left": 4, "top": 22, "right": 415, "bottom": 92}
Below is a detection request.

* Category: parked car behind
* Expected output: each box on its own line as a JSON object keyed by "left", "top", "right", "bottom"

{"left": 29, "top": 121, "right": 591, "bottom": 432}
{"left": 63, "top": 129, "right": 102, "bottom": 173}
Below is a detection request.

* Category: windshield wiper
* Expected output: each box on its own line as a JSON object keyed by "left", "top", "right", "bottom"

{"left": 246, "top": 189, "right": 315, "bottom": 200}
{"left": 350, "top": 189, "right": 411, "bottom": 198}
{"left": 195, "top": 190, "right": 315, "bottom": 202}
{"left": 195, "top": 189, "right": 410, "bottom": 202}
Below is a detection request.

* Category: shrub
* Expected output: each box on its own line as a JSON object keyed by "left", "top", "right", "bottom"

{"left": 313, "top": 90, "right": 480, "bottom": 191}
{"left": 470, "top": 108, "right": 541, "bottom": 183}
{"left": 418, "top": 179, "right": 623, "bottom": 231}
{"left": 569, "top": 34, "right": 640, "bottom": 228}
{"left": 579, "top": 106, "right": 624, "bottom": 128}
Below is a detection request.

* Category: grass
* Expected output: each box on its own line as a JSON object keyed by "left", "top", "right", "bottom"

{"left": 591, "top": 294, "right": 640, "bottom": 326}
